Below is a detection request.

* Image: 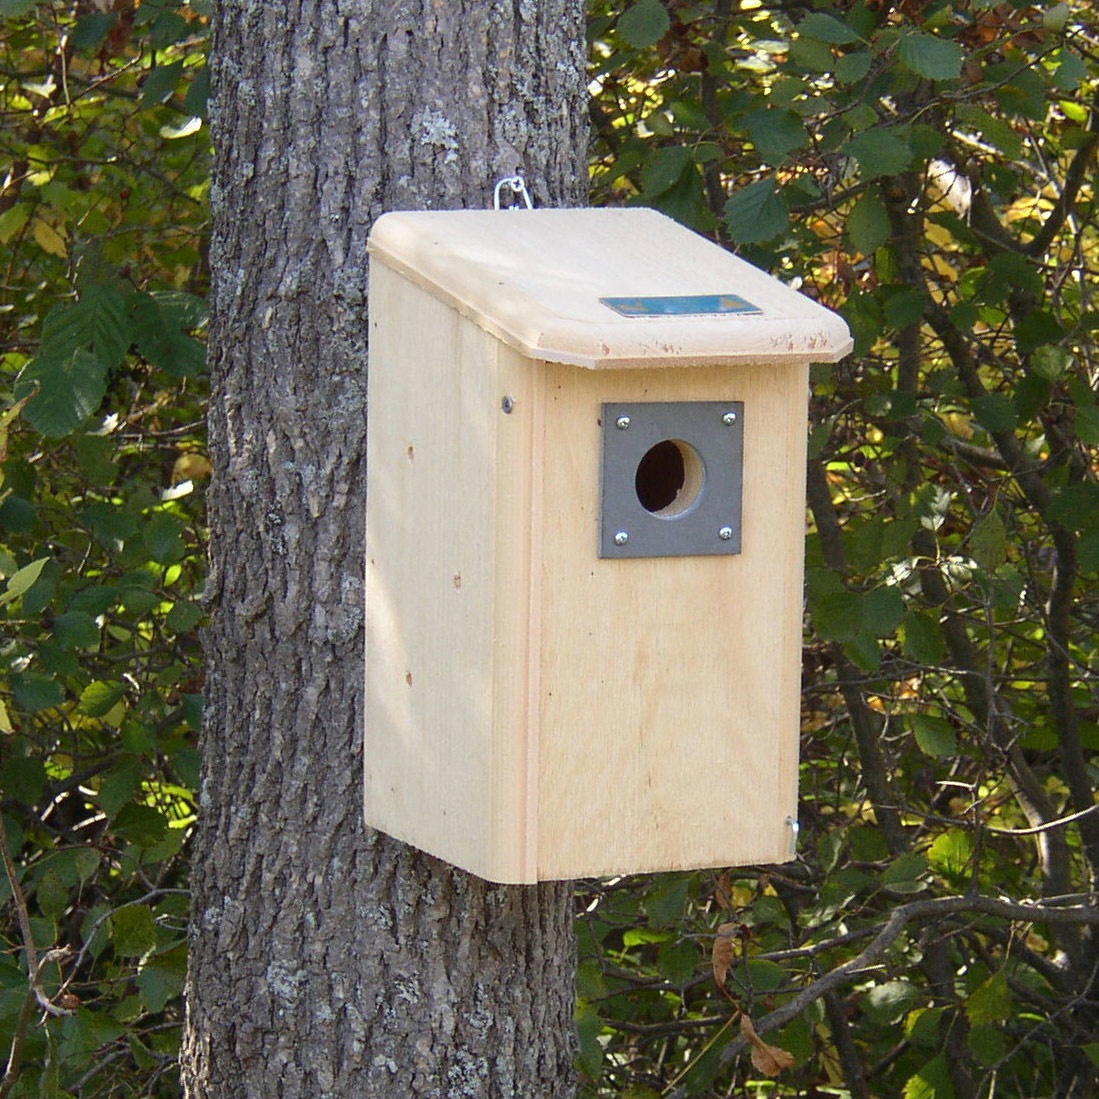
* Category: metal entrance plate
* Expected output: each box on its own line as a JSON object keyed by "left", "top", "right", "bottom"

{"left": 600, "top": 401, "right": 744, "bottom": 559}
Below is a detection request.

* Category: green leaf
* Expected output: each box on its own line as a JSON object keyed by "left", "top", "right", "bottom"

{"left": 71, "top": 11, "right": 118, "bottom": 49}
{"left": 82, "top": 502, "right": 140, "bottom": 547}
{"left": 904, "top": 1053, "right": 954, "bottom": 1099}
{"left": 640, "top": 146, "right": 692, "bottom": 197}
{"left": 182, "top": 693, "right": 203, "bottom": 732}
{"left": 789, "top": 36, "right": 835, "bottom": 74}
{"left": 140, "top": 61, "right": 183, "bottom": 107}
{"left": 866, "top": 980, "right": 919, "bottom": 1024}
{"left": 149, "top": 289, "right": 208, "bottom": 330}
{"left": 18, "top": 349, "right": 108, "bottom": 438}
{"left": 954, "top": 104, "right": 1022, "bottom": 160}
{"left": 884, "top": 288, "right": 929, "bottom": 329}
{"left": 41, "top": 283, "right": 132, "bottom": 370}
{"left": 49, "top": 847, "right": 100, "bottom": 887}
{"left": 862, "top": 586, "right": 905, "bottom": 637}
{"left": 79, "top": 680, "right": 125, "bottom": 718}
{"left": 912, "top": 714, "right": 958, "bottom": 759}
{"left": 903, "top": 611, "right": 945, "bottom": 664}
{"left": 576, "top": 1002, "right": 605, "bottom": 1079}
{"left": 1, "top": 0, "right": 41, "bottom": 14}
{"left": 36, "top": 870, "right": 70, "bottom": 920}
{"left": 1075, "top": 522, "right": 1099, "bottom": 572}
{"left": 836, "top": 50, "right": 872, "bottom": 83}
{"left": 147, "top": 9, "right": 189, "bottom": 49}
{"left": 972, "top": 393, "right": 1017, "bottom": 434}
{"left": 51, "top": 611, "right": 101, "bottom": 651}
{"left": 0, "top": 556, "right": 48, "bottom": 606}
{"left": 724, "top": 179, "right": 789, "bottom": 243}
{"left": 131, "top": 292, "right": 207, "bottom": 376}
{"left": 847, "top": 188, "right": 891, "bottom": 255}
{"left": 73, "top": 433, "right": 118, "bottom": 483}
{"left": 966, "top": 969, "right": 1012, "bottom": 1025}
{"left": 0, "top": 757, "right": 47, "bottom": 804}
{"left": 898, "top": 33, "right": 964, "bottom": 81}
{"left": 928, "top": 829, "right": 975, "bottom": 882}
{"left": 1076, "top": 405, "right": 1099, "bottom": 446}
{"left": 746, "top": 108, "right": 808, "bottom": 164}
{"left": 184, "top": 65, "right": 211, "bottom": 118}
{"left": 99, "top": 758, "right": 141, "bottom": 817}
{"left": 111, "top": 803, "right": 169, "bottom": 847}
{"left": 1048, "top": 483, "right": 1099, "bottom": 532}
{"left": 11, "top": 672, "right": 64, "bottom": 713}
{"left": 969, "top": 508, "right": 1007, "bottom": 570}
{"left": 1030, "top": 344, "right": 1071, "bottom": 382}
{"left": 988, "top": 62, "right": 1048, "bottom": 120}
{"left": 657, "top": 940, "right": 700, "bottom": 986}
{"left": 882, "top": 851, "right": 929, "bottom": 893}
{"left": 644, "top": 874, "right": 689, "bottom": 927}
{"left": 136, "top": 943, "right": 187, "bottom": 1012}
{"left": 811, "top": 589, "right": 863, "bottom": 642}
{"left": 844, "top": 127, "right": 913, "bottom": 178}
{"left": 165, "top": 598, "right": 203, "bottom": 633}
{"left": 110, "top": 904, "right": 158, "bottom": 957}
{"left": 143, "top": 513, "right": 186, "bottom": 564}
{"left": 618, "top": 0, "right": 670, "bottom": 48}
{"left": 798, "top": 12, "right": 860, "bottom": 44}
{"left": 0, "top": 202, "right": 32, "bottom": 243}
{"left": 968, "top": 1024, "right": 1008, "bottom": 1067}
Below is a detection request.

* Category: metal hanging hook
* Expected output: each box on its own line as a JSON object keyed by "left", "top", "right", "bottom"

{"left": 493, "top": 174, "right": 534, "bottom": 210}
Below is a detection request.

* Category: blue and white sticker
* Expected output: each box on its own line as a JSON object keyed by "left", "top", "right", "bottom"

{"left": 600, "top": 293, "right": 762, "bottom": 318}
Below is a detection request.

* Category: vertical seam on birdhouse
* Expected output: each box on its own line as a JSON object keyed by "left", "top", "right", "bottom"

{"left": 523, "top": 356, "right": 547, "bottom": 883}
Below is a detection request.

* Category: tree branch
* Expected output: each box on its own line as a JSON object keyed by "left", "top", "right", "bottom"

{"left": 806, "top": 459, "right": 908, "bottom": 855}
{"left": 712, "top": 894, "right": 1099, "bottom": 1073}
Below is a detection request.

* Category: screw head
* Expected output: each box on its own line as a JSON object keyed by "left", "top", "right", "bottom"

{"left": 721, "top": 411, "right": 738, "bottom": 425}
{"left": 718, "top": 526, "right": 734, "bottom": 541}
{"left": 501, "top": 396, "right": 515, "bottom": 414}
{"left": 615, "top": 416, "right": 631, "bottom": 430}
{"left": 614, "top": 530, "right": 629, "bottom": 546}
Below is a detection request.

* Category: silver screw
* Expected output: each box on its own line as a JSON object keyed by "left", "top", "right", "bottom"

{"left": 501, "top": 396, "right": 515, "bottom": 414}
{"left": 718, "top": 526, "right": 734, "bottom": 541}
{"left": 721, "top": 410, "right": 737, "bottom": 425}
{"left": 616, "top": 416, "right": 631, "bottom": 430}
{"left": 614, "top": 531, "right": 629, "bottom": 546}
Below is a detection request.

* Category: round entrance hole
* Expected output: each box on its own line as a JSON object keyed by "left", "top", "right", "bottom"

{"left": 635, "top": 438, "right": 705, "bottom": 517}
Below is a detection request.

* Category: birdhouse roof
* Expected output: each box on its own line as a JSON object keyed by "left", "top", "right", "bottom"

{"left": 367, "top": 207, "right": 853, "bottom": 370}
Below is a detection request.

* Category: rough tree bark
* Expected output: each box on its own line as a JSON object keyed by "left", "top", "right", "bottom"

{"left": 182, "top": 3, "right": 588, "bottom": 1096}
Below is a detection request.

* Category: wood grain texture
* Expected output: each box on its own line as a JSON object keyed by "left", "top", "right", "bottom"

{"left": 534, "top": 361, "right": 807, "bottom": 879}
{"left": 365, "top": 265, "right": 539, "bottom": 880}
{"left": 366, "top": 261, "right": 809, "bottom": 882}
{"left": 368, "top": 208, "right": 853, "bottom": 367}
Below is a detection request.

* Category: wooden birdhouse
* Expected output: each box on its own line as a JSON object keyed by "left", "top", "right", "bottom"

{"left": 364, "top": 207, "right": 852, "bottom": 883}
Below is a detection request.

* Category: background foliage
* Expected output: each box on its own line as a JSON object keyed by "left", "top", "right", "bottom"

{"left": 3, "top": 0, "right": 1099, "bottom": 1097}
{"left": 582, "top": 1, "right": 1099, "bottom": 1096}
{"left": 0, "top": 1, "right": 208, "bottom": 1094}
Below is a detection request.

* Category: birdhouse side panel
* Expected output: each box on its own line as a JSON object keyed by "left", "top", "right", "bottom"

{"left": 364, "top": 264, "right": 536, "bottom": 881}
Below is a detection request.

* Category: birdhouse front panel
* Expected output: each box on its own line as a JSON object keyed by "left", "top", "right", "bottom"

{"left": 364, "top": 208, "right": 852, "bottom": 883}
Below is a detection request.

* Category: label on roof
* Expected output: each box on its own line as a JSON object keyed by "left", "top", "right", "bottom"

{"left": 600, "top": 294, "right": 762, "bottom": 318}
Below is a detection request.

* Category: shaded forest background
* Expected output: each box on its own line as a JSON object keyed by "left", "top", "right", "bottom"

{"left": 2, "top": 1, "right": 1098, "bottom": 1096}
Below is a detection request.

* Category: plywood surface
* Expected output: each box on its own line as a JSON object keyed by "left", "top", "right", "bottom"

{"left": 366, "top": 259, "right": 809, "bottom": 882}
{"left": 364, "top": 264, "right": 540, "bottom": 881}
{"left": 533, "top": 363, "right": 805, "bottom": 879}
{"left": 368, "top": 208, "right": 853, "bottom": 369}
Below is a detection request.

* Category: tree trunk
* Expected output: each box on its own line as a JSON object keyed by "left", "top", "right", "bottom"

{"left": 182, "top": 3, "right": 588, "bottom": 1096}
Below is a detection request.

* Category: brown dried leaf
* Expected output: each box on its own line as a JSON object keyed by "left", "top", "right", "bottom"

{"left": 715, "top": 871, "right": 735, "bottom": 910}
{"left": 712, "top": 922, "right": 739, "bottom": 992}
{"left": 740, "top": 1013, "right": 796, "bottom": 1077}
